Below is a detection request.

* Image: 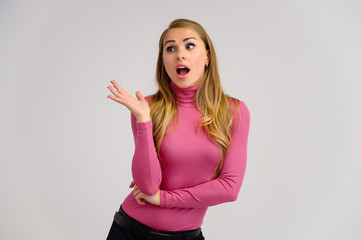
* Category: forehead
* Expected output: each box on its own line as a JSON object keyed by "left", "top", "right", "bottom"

{"left": 163, "top": 27, "right": 201, "bottom": 44}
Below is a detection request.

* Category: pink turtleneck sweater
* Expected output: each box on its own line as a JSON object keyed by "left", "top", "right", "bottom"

{"left": 121, "top": 82, "right": 250, "bottom": 231}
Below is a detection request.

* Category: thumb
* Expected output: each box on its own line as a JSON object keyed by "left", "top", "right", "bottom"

{"left": 135, "top": 91, "right": 145, "bottom": 101}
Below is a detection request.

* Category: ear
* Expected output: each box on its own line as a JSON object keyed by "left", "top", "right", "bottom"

{"left": 206, "top": 49, "right": 210, "bottom": 65}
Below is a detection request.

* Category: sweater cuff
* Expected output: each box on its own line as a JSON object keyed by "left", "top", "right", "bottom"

{"left": 160, "top": 190, "right": 168, "bottom": 208}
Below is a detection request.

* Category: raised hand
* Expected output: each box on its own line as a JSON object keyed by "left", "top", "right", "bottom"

{"left": 107, "top": 80, "right": 151, "bottom": 123}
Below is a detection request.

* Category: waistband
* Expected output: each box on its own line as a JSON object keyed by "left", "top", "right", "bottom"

{"left": 113, "top": 205, "right": 201, "bottom": 240}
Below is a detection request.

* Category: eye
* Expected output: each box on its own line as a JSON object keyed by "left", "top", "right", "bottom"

{"left": 186, "top": 43, "right": 195, "bottom": 49}
{"left": 166, "top": 46, "right": 175, "bottom": 52}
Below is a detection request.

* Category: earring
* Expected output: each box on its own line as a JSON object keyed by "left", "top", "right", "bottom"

{"left": 205, "top": 63, "right": 209, "bottom": 68}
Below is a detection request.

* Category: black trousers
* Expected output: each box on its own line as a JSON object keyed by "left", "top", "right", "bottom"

{"left": 106, "top": 207, "right": 205, "bottom": 240}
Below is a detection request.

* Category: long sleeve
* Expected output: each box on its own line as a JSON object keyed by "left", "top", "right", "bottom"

{"left": 160, "top": 101, "right": 250, "bottom": 208}
{"left": 121, "top": 84, "right": 249, "bottom": 231}
{"left": 130, "top": 99, "right": 162, "bottom": 195}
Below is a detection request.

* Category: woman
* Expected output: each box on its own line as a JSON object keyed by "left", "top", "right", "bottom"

{"left": 106, "top": 18, "right": 250, "bottom": 240}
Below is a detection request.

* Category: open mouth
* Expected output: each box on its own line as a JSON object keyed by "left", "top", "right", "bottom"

{"left": 176, "top": 65, "right": 190, "bottom": 78}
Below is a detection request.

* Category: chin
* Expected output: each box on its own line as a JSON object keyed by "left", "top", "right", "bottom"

{"left": 172, "top": 79, "right": 198, "bottom": 88}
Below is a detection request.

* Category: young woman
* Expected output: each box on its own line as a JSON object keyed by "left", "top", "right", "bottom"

{"left": 106, "top": 18, "right": 250, "bottom": 240}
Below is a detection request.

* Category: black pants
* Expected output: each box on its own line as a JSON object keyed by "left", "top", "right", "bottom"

{"left": 106, "top": 208, "right": 205, "bottom": 240}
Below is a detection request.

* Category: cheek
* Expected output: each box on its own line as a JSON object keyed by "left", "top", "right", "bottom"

{"left": 163, "top": 55, "right": 172, "bottom": 65}
{"left": 194, "top": 52, "right": 207, "bottom": 66}
{"left": 194, "top": 56, "right": 207, "bottom": 72}
{"left": 163, "top": 56, "right": 174, "bottom": 75}
{"left": 194, "top": 56, "right": 207, "bottom": 77}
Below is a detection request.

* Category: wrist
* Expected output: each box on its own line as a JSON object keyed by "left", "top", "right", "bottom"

{"left": 136, "top": 115, "right": 151, "bottom": 123}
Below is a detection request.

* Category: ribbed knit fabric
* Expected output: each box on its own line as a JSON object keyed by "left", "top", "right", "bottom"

{"left": 121, "top": 82, "right": 250, "bottom": 231}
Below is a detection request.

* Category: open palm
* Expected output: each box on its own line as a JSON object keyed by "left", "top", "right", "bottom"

{"left": 107, "top": 80, "right": 151, "bottom": 122}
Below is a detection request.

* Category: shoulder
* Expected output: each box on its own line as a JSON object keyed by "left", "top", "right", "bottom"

{"left": 144, "top": 94, "right": 155, "bottom": 105}
{"left": 226, "top": 96, "right": 249, "bottom": 114}
{"left": 226, "top": 96, "right": 250, "bottom": 126}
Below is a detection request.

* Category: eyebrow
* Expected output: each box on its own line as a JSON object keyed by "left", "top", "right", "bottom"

{"left": 163, "top": 37, "right": 197, "bottom": 47}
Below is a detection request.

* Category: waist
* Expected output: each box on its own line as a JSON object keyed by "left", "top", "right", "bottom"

{"left": 122, "top": 194, "right": 207, "bottom": 231}
{"left": 114, "top": 205, "right": 201, "bottom": 240}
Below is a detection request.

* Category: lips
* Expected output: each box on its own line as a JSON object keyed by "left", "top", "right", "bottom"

{"left": 175, "top": 64, "right": 190, "bottom": 79}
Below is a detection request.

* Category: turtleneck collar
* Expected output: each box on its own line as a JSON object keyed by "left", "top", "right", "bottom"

{"left": 170, "top": 81, "right": 198, "bottom": 107}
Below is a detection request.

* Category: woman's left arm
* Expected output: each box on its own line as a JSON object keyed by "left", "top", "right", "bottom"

{"left": 160, "top": 101, "right": 250, "bottom": 208}
{"left": 133, "top": 101, "right": 251, "bottom": 208}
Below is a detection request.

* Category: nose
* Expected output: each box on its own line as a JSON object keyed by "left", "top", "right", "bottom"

{"left": 176, "top": 47, "right": 186, "bottom": 60}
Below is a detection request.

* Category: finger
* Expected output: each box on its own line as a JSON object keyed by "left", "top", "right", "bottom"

{"left": 107, "top": 94, "right": 120, "bottom": 101}
{"left": 135, "top": 192, "right": 144, "bottom": 202}
{"left": 135, "top": 195, "right": 142, "bottom": 204}
{"left": 136, "top": 197, "right": 146, "bottom": 205}
{"left": 107, "top": 92, "right": 125, "bottom": 106}
{"left": 107, "top": 86, "right": 128, "bottom": 105}
{"left": 133, "top": 189, "right": 141, "bottom": 197}
{"left": 138, "top": 199, "right": 146, "bottom": 205}
{"left": 107, "top": 85, "right": 121, "bottom": 97}
{"left": 135, "top": 91, "right": 145, "bottom": 101}
{"left": 111, "top": 80, "right": 127, "bottom": 95}
{"left": 134, "top": 191, "right": 147, "bottom": 205}
{"left": 129, "top": 180, "right": 135, "bottom": 188}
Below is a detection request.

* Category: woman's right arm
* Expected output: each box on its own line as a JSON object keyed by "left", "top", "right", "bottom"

{"left": 130, "top": 110, "right": 162, "bottom": 195}
{"left": 107, "top": 80, "right": 162, "bottom": 195}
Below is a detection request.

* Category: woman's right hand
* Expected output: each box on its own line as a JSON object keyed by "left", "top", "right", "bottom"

{"left": 107, "top": 80, "right": 151, "bottom": 122}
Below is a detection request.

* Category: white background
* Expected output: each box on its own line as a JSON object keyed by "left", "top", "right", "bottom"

{"left": 1, "top": 0, "right": 361, "bottom": 239}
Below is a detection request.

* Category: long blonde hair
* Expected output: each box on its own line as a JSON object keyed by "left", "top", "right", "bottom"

{"left": 150, "top": 19, "right": 239, "bottom": 178}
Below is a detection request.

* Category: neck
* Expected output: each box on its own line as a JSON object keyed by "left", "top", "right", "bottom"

{"left": 170, "top": 82, "right": 198, "bottom": 107}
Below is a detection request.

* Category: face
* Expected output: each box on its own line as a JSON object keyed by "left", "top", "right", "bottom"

{"left": 162, "top": 27, "right": 209, "bottom": 88}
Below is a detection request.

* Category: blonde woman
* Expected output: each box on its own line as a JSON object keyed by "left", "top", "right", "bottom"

{"left": 106, "top": 18, "right": 250, "bottom": 240}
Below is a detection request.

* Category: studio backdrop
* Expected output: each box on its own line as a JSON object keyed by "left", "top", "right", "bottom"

{"left": 1, "top": 0, "right": 360, "bottom": 239}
